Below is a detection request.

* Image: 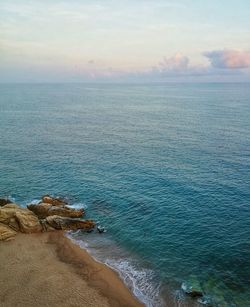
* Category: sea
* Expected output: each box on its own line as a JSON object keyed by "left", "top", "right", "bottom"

{"left": 0, "top": 83, "right": 249, "bottom": 306}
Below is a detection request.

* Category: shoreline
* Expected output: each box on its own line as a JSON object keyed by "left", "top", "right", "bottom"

{"left": 0, "top": 231, "right": 144, "bottom": 307}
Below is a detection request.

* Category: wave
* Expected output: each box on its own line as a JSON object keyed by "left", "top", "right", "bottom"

{"left": 68, "top": 202, "right": 88, "bottom": 210}
{"left": 105, "top": 258, "right": 164, "bottom": 307}
{"left": 23, "top": 199, "right": 88, "bottom": 209}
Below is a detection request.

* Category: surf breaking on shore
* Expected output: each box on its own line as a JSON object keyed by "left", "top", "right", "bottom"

{"left": 25, "top": 196, "right": 165, "bottom": 307}
{"left": 66, "top": 230, "right": 164, "bottom": 307}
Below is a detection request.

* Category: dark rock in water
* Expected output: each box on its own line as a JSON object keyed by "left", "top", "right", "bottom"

{"left": 45, "top": 215, "right": 95, "bottom": 231}
{"left": 41, "top": 195, "right": 68, "bottom": 207}
{"left": 97, "top": 226, "right": 105, "bottom": 233}
{"left": 197, "top": 295, "right": 213, "bottom": 306}
{"left": 0, "top": 198, "right": 13, "bottom": 207}
{"left": 181, "top": 276, "right": 203, "bottom": 297}
{"left": 27, "top": 203, "right": 84, "bottom": 219}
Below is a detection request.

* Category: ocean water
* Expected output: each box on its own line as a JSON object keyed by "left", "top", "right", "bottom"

{"left": 0, "top": 83, "right": 249, "bottom": 306}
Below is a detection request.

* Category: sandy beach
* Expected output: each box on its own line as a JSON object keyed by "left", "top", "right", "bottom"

{"left": 0, "top": 232, "right": 143, "bottom": 307}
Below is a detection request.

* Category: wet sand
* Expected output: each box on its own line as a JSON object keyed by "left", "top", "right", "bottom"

{"left": 0, "top": 232, "right": 144, "bottom": 307}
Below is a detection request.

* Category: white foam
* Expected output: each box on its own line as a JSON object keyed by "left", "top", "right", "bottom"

{"left": 28, "top": 199, "right": 40, "bottom": 205}
{"left": 24, "top": 199, "right": 87, "bottom": 210}
{"left": 2, "top": 195, "right": 16, "bottom": 203}
{"left": 65, "top": 233, "right": 90, "bottom": 250}
{"left": 18, "top": 198, "right": 40, "bottom": 208}
{"left": 68, "top": 202, "right": 88, "bottom": 210}
{"left": 105, "top": 259, "right": 164, "bottom": 307}
{"left": 9, "top": 196, "right": 16, "bottom": 202}
{"left": 173, "top": 290, "right": 189, "bottom": 307}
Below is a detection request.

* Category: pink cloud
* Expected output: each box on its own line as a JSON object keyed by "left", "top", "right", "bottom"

{"left": 204, "top": 49, "right": 250, "bottom": 69}
{"left": 159, "top": 53, "right": 189, "bottom": 71}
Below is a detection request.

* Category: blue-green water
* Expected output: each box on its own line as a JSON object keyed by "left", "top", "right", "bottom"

{"left": 0, "top": 83, "right": 249, "bottom": 306}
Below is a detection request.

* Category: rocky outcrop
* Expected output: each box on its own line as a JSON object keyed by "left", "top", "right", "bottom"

{"left": 26, "top": 195, "right": 84, "bottom": 219}
{"left": 0, "top": 223, "right": 17, "bottom": 241}
{"left": 27, "top": 203, "right": 84, "bottom": 219}
{"left": 41, "top": 195, "right": 68, "bottom": 206}
{"left": 44, "top": 215, "right": 95, "bottom": 231}
{"left": 0, "top": 196, "right": 96, "bottom": 241}
{"left": 0, "top": 198, "right": 13, "bottom": 207}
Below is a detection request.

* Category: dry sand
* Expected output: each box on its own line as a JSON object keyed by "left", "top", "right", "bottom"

{"left": 0, "top": 232, "right": 144, "bottom": 307}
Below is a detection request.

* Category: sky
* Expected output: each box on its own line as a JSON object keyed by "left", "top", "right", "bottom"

{"left": 0, "top": 0, "right": 250, "bottom": 82}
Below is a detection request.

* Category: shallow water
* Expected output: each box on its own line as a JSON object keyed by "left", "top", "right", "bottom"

{"left": 0, "top": 83, "right": 250, "bottom": 306}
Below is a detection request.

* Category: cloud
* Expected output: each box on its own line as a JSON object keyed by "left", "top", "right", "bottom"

{"left": 204, "top": 49, "right": 250, "bottom": 69}
{"left": 1, "top": 46, "right": 249, "bottom": 83}
{"left": 158, "top": 53, "right": 189, "bottom": 71}
{"left": 107, "top": 52, "right": 249, "bottom": 82}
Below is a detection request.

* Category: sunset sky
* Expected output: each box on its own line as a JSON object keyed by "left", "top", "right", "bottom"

{"left": 1, "top": 0, "right": 250, "bottom": 82}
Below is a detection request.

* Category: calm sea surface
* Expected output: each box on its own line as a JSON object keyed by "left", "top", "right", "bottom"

{"left": 0, "top": 83, "right": 249, "bottom": 306}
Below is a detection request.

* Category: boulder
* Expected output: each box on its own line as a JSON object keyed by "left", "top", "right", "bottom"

{"left": 48, "top": 205, "right": 84, "bottom": 218}
{"left": 0, "top": 198, "right": 13, "bottom": 207}
{"left": 39, "top": 219, "right": 57, "bottom": 232}
{"left": 14, "top": 209, "right": 42, "bottom": 233}
{"left": 27, "top": 203, "right": 84, "bottom": 219}
{"left": 27, "top": 203, "right": 52, "bottom": 219}
{"left": 45, "top": 215, "right": 95, "bottom": 231}
{"left": 0, "top": 203, "right": 21, "bottom": 224}
{"left": 0, "top": 223, "right": 17, "bottom": 241}
{"left": 0, "top": 204, "right": 42, "bottom": 233}
{"left": 41, "top": 195, "right": 68, "bottom": 206}
{"left": 197, "top": 296, "right": 213, "bottom": 306}
{"left": 181, "top": 276, "right": 203, "bottom": 297}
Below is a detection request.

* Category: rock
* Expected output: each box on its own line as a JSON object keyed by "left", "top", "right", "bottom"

{"left": 0, "top": 198, "right": 13, "bottom": 207}
{"left": 181, "top": 276, "right": 203, "bottom": 297}
{"left": 39, "top": 219, "right": 56, "bottom": 232}
{"left": 27, "top": 203, "right": 52, "bottom": 219}
{"left": 14, "top": 209, "right": 42, "bottom": 233}
{"left": 97, "top": 226, "right": 105, "bottom": 233}
{"left": 0, "top": 203, "right": 21, "bottom": 224}
{"left": 0, "top": 203, "right": 42, "bottom": 233}
{"left": 41, "top": 195, "right": 68, "bottom": 206}
{"left": 2, "top": 204, "right": 20, "bottom": 209}
{"left": 0, "top": 223, "right": 17, "bottom": 241}
{"left": 45, "top": 215, "right": 95, "bottom": 231}
{"left": 197, "top": 295, "right": 213, "bottom": 306}
{"left": 27, "top": 203, "right": 84, "bottom": 219}
{"left": 49, "top": 205, "right": 84, "bottom": 218}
